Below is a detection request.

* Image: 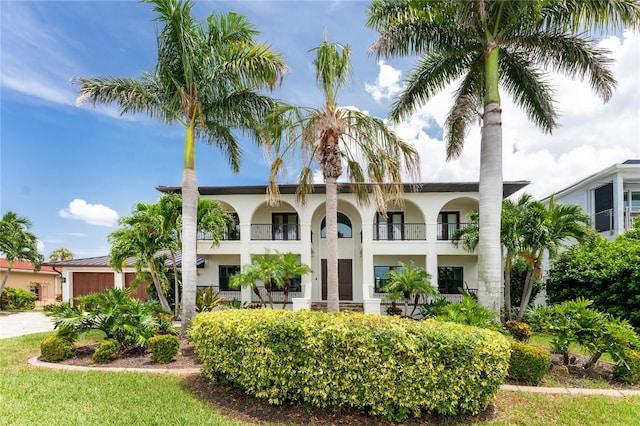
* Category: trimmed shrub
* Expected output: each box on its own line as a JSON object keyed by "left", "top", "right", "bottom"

{"left": 505, "top": 320, "right": 532, "bottom": 342}
{"left": 40, "top": 335, "right": 73, "bottom": 362}
{"left": 507, "top": 342, "right": 550, "bottom": 384}
{"left": 613, "top": 349, "right": 640, "bottom": 384}
{"left": 0, "top": 287, "right": 36, "bottom": 310}
{"left": 92, "top": 339, "right": 120, "bottom": 364}
{"left": 190, "top": 309, "right": 510, "bottom": 420}
{"left": 148, "top": 334, "right": 180, "bottom": 364}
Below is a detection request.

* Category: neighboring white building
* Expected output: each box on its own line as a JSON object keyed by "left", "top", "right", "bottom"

{"left": 159, "top": 182, "right": 528, "bottom": 314}
{"left": 542, "top": 160, "right": 640, "bottom": 240}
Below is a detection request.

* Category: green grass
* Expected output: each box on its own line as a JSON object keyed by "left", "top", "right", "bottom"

{"left": 1, "top": 332, "right": 639, "bottom": 425}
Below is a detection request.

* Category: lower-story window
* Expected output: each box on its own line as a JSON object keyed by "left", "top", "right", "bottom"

{"left": 270, "top": 275, "right": 302, "bottom": 292}
{"left": 438, "top": 266, "right": 463, "bottom": 294}
{"left": 219, "top": 265, "right": 240, "bottom": 291}
{"left": 374, "top": 265, "right": 404, "bottom": 292}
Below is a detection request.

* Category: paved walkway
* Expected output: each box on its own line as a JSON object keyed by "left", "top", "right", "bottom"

{"left": 5, "top": 312, "right": 640, "bottom": 397}
{"left": 0, "top": 312, "right": 55, "bottom": 339}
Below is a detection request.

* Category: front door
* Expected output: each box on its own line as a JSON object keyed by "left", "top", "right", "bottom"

{"left": 321, "top": 259, "right": 352, "bottom": 301}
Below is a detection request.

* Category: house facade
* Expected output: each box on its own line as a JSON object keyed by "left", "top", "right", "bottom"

{"left": 159, "top": 182, "right": 528, "bottom": 314}
{"left": 0, "top": 258, "right": 61, "bottom": 307}
{"left": 543, "top": 160, "right": 640, "bottom": 240}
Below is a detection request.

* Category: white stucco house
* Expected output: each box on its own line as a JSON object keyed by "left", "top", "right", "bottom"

{"left": 157, "top": 181, "right": 528, "bottom": 314}
{"left": 542, "top": 160, "right": 640, "bottom": 240}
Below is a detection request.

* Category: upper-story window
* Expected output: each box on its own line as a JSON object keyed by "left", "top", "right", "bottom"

{"left": 321, "top": 213, "right": 352, "bottom": 238}
{"left": 437, "top": 212, "right": 460, "bottom": 240}
{"left": 272, "top": 213, "right": 299, "bottom": 240}
{"left": 376, "top": 212, "right": 404, "bottom": 240}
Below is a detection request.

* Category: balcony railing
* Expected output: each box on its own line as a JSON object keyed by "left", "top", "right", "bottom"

{"left": 374, "top": 289, "right": 478, "bottom": 305}
{"left": 372, "top": 223, "right": 426, "bottom": 241}
{"left": 198, "top": 226, "right": 240, "bottom": 241}
{"left": 251, "top": 224, "right": 300, "bottom": 240}
{"left": 437, "top": 222, "right": 472, "bottom": 241}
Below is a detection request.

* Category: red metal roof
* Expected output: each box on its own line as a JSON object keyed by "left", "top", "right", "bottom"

{"left": 0, "top": 258, "right": 58, "bottom": 273}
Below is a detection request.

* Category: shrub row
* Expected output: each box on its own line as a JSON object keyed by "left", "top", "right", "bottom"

{"left": 190, "top": 310, "right": 510, "bottom": 420}
{"left": 0, "top": 287, "right": 36, "bottom": 310}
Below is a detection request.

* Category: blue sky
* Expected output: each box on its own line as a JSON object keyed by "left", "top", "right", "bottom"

{"left": 1, "top": 1, "right": 639, "bottom": 259}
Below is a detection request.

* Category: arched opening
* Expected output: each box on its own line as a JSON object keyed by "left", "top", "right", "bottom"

{"left": 320, "top": 212, "right": 352, "bottom": 238}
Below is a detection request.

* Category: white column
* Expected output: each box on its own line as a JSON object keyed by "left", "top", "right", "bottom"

{"left": 614, "top": 174, "right": 625, "bottom": 235}
{"left": 293, "top": 217, "right": 312, "bottom": 311}
{"left": 361, "top": 210, "right": 380, "bottom": 315}
{"left": 426, "top": 223, "right": 439, "bottom": 293}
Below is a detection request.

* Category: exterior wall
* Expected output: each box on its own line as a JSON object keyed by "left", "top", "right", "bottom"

{"left": 194, "top": 188, "right": 481, "bottom": 311}
{"left": 0, "top": 269, "right": 59, "bottom": 306}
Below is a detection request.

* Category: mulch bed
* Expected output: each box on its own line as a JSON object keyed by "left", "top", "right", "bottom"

{"left": 43, "top": 339, "right": 639, "bottom": 425}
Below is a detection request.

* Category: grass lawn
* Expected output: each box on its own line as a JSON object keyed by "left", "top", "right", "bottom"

{"left": 1, "top": 332, "right": 639, "bottom": 425}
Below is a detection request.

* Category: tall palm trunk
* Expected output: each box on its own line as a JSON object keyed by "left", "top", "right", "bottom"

{"left": 504, "top": 252, "right": 513, "bottom": 320}
{"left": 477, "top": 43, "right": 503, "bottom": 314}
{"left": 181, "top": 120, "right": 198, "bottom": 335}
{"left": 517, "top": 256, "right": 542, "bottom": 320}
{"left": 170, "top": 249, "right": 180, "bottom": 317}
{"left": 325, "top": 176, "right": 339, "bottom": 312}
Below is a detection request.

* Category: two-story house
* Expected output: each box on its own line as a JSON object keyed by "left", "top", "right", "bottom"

{"left": 159, "top": 181, "right": 528, "bottom": 314}
{"left": 543, "top": 160, "right": 640, "bottom": 240}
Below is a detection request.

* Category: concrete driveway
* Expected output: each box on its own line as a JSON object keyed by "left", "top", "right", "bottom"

{"left": 0, "top": 312, "right": 55, "bottom": 339}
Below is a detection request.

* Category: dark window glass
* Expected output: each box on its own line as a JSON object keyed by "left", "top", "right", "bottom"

{"left": 374, "top": 265, "right": 404, "bottom": 292}
{"left": 321, "top": 213, "right": 352, "bottom": 238}
{"left": 219, "top": 265, "right": 240, "bottom": 291}
{"left": 438, "top": 266, "right": 464, "bottom": 294}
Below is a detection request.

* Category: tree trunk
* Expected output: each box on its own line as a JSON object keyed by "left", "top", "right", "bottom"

{"left": 504, "top": 252, "right": 512, "bottom": 320}
{"left": 181, "top": 171, "right": 198, "bottom": 334}
{"left": 0, "top": 268, "right": 12, "bottom": 295}
{"left": 149, "top": 264, "right": 171, "bottom": 312}
{"left": 584, "top": 352, "right": 602, "bottom": 371}
{"left": 282, "top": 278, "right": 291, "bottom": 309}
{"left": 477, "top": 101, "right": 503, "bottom": 314}
{"left": 170, "top": 250, "right": 180, "bottom": 318}
{"left": 403, "top": 295, "right": 410, "bottom": 317}
{"left": 517, "top": 257, "right": 541, "bottom": 320}
{"left": 325, "top": 177, "right": 340, "bottom": 312}
{"left": 252, "top": 285, "right": 265, "bottom": 307}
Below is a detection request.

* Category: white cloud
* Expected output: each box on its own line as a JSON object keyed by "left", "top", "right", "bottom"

{"left": 36, "top": 240, "right": 45, "bottom": 254}
{"left": 365, "top": 61, "right": 404, "bottom": 102}
{"left": 59, "top": 199, "right": 119, "bottom": 227}
{"left": 365, "top": 31, "right": 640, "bottom": 199}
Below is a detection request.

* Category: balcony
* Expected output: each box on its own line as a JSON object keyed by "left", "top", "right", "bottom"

{"left": 372, "top": 223, "right": 426, "bottom": 241}
{"left": 197, "top": 226, "right": 241, "bottom": 241}
{"left": 251, "top": 223, "right": 300, "bottom": 241}
{"left": 437, "top": 222, "right": 473, "bottom": 241}
{"left": 198, "top": 285, "right": 302, "bottom": 305}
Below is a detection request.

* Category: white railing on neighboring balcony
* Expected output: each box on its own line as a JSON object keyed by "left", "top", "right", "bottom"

{"left": 625, "top": 207, "right": 639, "bottom": 231}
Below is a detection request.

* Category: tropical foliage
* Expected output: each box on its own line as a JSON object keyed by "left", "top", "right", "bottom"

{"left": 229, "top": 250, "right": 312, "bottom": 309}
{"left": 435, "top": 295, "right": 502, "bottom": 332}
{"left": 75, "top": 0, "right": 287, "bottom": 334}
{"left": 367, "top": 0, "right": 639, "bottom": 313}
{"left": 0, "top": 211, "right": 43, "bottom": 295}
{"left": 380, "top": 261, "right": 436, "bottom": 317}
{"left": 48, "top": 247, "right": 74, "bottom": 262}
{"left": 546, "top": 224, "right": 640, "bottom": 328}
{"left": 44, "top": 287, "right": 173, "bottom": 349}
{"left": 260, "top": 36, "right": 419, "bottom": 312}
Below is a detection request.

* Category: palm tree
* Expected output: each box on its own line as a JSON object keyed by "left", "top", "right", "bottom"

{"left": 261, "top": 36, "right": 420, "bottom": 312}
{"left": 0, "top": 211, "right": 44, "bottom": 294}
{"left": 109, "top": 208, "right": 175, "bottom": 311}
{"left": 516, "top": 195, "right": 591, "bottom": 319}
{"left": 153, "top": 193, "right": 183, "bottom": 315}
{"left": 367, "top": 0, "right": 639, "bottom": 312}
{"left": 229, "top": 250, "right": 312, "bottom": 309}
{"left": 381, "top": 261, "right": 436, "bottom": 317}
{"left": 49, "top": 247, "right": 74, "bottom": 262}
{"left": 75, "top": 0, "right": 286, "bottom": 334}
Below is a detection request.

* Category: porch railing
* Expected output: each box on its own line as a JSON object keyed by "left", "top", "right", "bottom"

{"left": 251, "top": 224, "right": 300, "bottom": 241}
{"left": 197, "top": 226, "right": 240, "bottom": 241}
{"left": 372, "top": 223, "right": 426, "bottom": 241}
{"left": 437, "top": 222, "right": 473, "bottom": 240}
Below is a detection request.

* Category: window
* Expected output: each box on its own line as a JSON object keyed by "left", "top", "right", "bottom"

{"left": 594, "top": 183, "right": 614, "bottom": 232}
{"left": 437, "top": 212, "right": 460, "bottom": 240}
{"left": 374, "top": 265, "right": 404, "bottom": 292}
{"left": 225, "top": 213, "right": 240, "bottom": 240}
{"left": 219, "top": 265, "right": 240, "bottom": 291}
{"left": 376, "top": 212, "right": 404, "bottom": 240}
{"left": 438, "top": 266, "right": 463, "bottom": 294}
{"left": 624, "top": 191, "right": 640, "bottom": 210}
{"left": 272, "top": 213, "right": 298, "bottom": 240}
{"left": 271, "top": 274, "right": 302, "bottom": 292}
{"left": 321, "top": 213, "right": 352, "bottom": 238}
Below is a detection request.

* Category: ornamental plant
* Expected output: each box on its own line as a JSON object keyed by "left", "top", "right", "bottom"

{"left": 507, "top": 342, "right": 550, "bottom": 384}
{"left": 92, "top": 339, "right": 120, "bottom": 364}
{"left": 505, "top": 320, "right": 532, "bottom": 343}
{"left": 149, "top": 334, "right": 180, "bottom": 364}
{"left": 190, "top": 309, "right": 510, "bottom": 420}
{"left": 613, "top": 349, "right": 640, "bottom": 384}
{"left": 0, "top": 287, "right": 36, "bottom": 310}
{"left": 40, "top": 335, "right": 73, "bottom": 362}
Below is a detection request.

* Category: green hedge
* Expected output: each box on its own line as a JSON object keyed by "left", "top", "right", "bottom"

{"left": 507, "top": 342, "right": 550, "bottom": 384}
{"left": 190, "top": 310, "right": 510, "bottom": 420}
{"left": 149, "top": 334, "right": 180, "bottom": 364}
{"left": 1, "top": 287, "right": 36, "bottom": 310}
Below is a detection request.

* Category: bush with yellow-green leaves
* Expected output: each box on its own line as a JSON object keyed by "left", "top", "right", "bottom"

{"left": 190, "top": 310, "right": 510, "bottom": 420}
